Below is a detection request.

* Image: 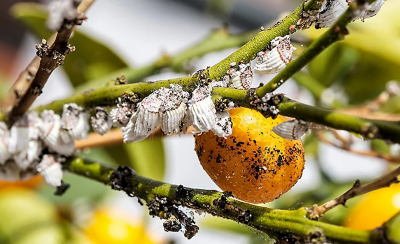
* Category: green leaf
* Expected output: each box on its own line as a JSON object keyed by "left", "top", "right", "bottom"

{"left": 370, "top": 139, "right": 390, "bottom": 155}
{"left": 104, "top": 139, "right": 166, "bottom": 181}
{"left": 0, "top": 188, "right": 64, "bottom": 243}
{"left": 10, "top": 2, "right": 129, "bottom": 87}
{"left": 380, "top": 95, "right": 400, "bottom": 114}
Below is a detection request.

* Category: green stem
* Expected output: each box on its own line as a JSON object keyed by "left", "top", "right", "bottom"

{"left": 211, "top": 87, "right": 400, "bottom": 143}
{"left": 257, "top": 2, "right": 357, "bottom": 98}
{"left": 75, "top": 27, "right": 257, "bottom": 93}
{"left": 65, "top": 156, "right": 382, "bottom": 244}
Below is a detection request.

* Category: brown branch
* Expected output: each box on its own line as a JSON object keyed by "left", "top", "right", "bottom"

{"left": 316, "top": 131, "right": 400, "bottom": 164}
{"left": 4, "top": 0, "right": 95, "bottom": 126}
{"left": 74, "top": 126, "right": 196, "bottom": 150}
{"left": 307, "top": 166, "right": 400, "bottom": 220}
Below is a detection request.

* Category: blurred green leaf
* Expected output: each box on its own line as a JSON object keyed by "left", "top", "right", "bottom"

{"left": 105, "top": 139, "right": 166, "bottom": 181}
{"left": 10, "top": 2, "right": 129, "bottom": 87}
{"left": 370, "top": 139, "right": 390, "bottom": 155}
{"left": 308, "top": 44, "right": 359, "bottom": 88}
{"left": 380, "top": 95, "right": 400, "bottom": 114}
{"left": 0, "top": 188, "right": 64, "bottom": 243}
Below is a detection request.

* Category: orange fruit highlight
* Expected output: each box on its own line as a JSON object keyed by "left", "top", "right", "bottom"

{"left": 344, "top": 184, "right": 400, "bottom": 230}
{"left": 85, "top": 208, "right": 157, "bottom": 244}
{"left": 195, "top": 107, "right": 305, "bottom": 203}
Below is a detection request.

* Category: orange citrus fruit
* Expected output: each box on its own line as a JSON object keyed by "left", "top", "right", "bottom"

{"left": 0, "top": 174, "right": 43, "bottom": 189}
{"left": 344, "top": 183, "right": 400, "bottom": 230}
{"left": 195, "top": 107, "right": 305, "bottom": 203}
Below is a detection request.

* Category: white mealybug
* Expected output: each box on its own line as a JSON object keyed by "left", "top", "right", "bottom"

{"left": 91, "top": 107, "right": 112, "bottom": 136}
{"left": 8, "top": 111, "right": 41, "bottom": 154}
{"left": 224, "top": 62, "right": 253, "bottom": 90}
{"left": 8, "top": 112, "right": 43, "bottom": 170}
{"left": 211, "top": 111, "right": 233, "bottom": 138}
{"left": 272, "top": 119, "right": 311, "bottom": 140}
{"left": 40, "top": 110, "right": 75, "bottom": 156}
{"left": 0, "top": 122, "right": 12, "bottom": 164}
{"left": 187, "top": 85, "right": 217, "bottom": 133}
{"left": 61, "top": 103, "right": 90, "bottom": 141}
{"left": 356, "top": 0, "right": 386, "bottom": 21}
{"left": 110, "top": 104, "right": 134, "bottom": 128}
{"left": 160, "top": 85, "right": 189, "bottom": 135}
{"left": 47, "top": 0, "right": 78, "bottom": 31}
{"left": 254, "top": 35, "right": 296, "bottom": 74}
{"left": 208, "top": 79, "right": 228, "bottom": 90}
{"left": 316, "top": 0, "right": 349, "bottom": 29}
{"left": 122, "top": 90, "right": 165, "bottom": 143}
{"left": 37, "top": 154, "right": 63, "bottom": 187}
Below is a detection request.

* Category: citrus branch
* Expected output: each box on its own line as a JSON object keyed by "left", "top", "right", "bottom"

{"left": 316, "top": 130, "right": 400, "bottom": 164}
{"left": 307, "top": 166, "right": 400, "bottom": 220}
{"left": 4, "top": 0, "right": 95, "bottom": 126}
{"left": 257, "top": 0, "right": 372, "bottom": 97}
{"left": 65, "top": 156, "right": 384, "bottom": 243}
{"left": 0, "top": 0, "right": 320, "bottom": 121}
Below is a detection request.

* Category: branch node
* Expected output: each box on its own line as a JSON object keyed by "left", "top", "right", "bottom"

{"left": 35, "top": 39, "right": 50, "bottom": 58}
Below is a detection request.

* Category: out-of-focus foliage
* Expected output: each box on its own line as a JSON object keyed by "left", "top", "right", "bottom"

{"left": 302, "top": 0, "right": 400, "bottom": 105}
{"left": 10, "top": 3, "right": 129, "bottom": 87}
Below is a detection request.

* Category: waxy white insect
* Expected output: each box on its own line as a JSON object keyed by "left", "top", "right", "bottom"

{"left": 8, "top": 112, "right": 43, "bottom": 170}
{"left": 91, "top": 107, "right": 112, "bottom": 136}
{"left": 211, "top": 111, "right": 233, "bottom": 138}
{"left": 316, "top": 0, "right": 349, "bottom": 29}
{"left": 8, "top": 111, "right": 41, "bottom": 154}
{"left": 356, "top": 0, "right": 386, "bottom": 21}
{"left": 61, "top": 103, "right": 90, "bottom": 141}
{"left": 254, "top": 35, "right": 296, "bottom": 74}
{"left": 40, "top": 110, "right": 75, "bottom": 156}
{"left": 47, "top": 0, "right": 78, "bottom": 31}
{"left": 0, "top": 122, "right": 12, "bottom": 164}
{"left": 37, "top": 154, "right": 63, "bottom": 187}
{"left": 160, "top": 85, "right": 189, "bottom": 135}
{"left": 122, "top": 91, "right": 164, "bottom": 143}
{"left": 272, "top": 119, "right": 311, "bottom": 140}
{"left": 224, "top": 62, "right": 253, "bottom": 90}
{"left": 187, "top": 86, "right": 217, "bottom": 133}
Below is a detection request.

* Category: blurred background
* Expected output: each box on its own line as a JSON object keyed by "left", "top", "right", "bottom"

{"left": 0, "top": 0, "right": 400, "bottom": 243}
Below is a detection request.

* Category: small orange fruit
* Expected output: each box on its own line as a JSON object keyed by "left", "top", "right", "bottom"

{"left": 344, "top": 184, "right": 400, "bottom": 230}
{"left": 85, "top": 208, "right": 157, "bottom": 244}
{"left": 0, "top": 174, "right": 43, "bottom": 189}
{"left": 195, "top": 107, "right": 305, "bottom": 203}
